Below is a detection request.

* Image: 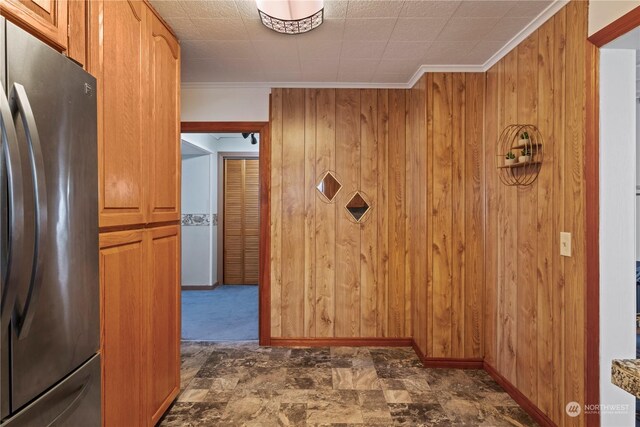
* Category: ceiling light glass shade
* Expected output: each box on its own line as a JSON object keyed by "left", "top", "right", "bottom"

{"left": 256, "top": 0, "right": 324, "bottom": 34}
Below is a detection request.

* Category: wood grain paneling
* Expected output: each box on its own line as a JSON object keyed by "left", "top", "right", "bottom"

{"left": 314, "top": 89, "right": 337, "bottom": 338}
{"left": 410, "top": 73, "right": 485, "bottom": 361}
{"left": 483, "top": 2, "right": 590, "bottom": 425}
{"left": 280, "top": 89, "right": 305, "bottom": 337}
{"left": 335, "top": 89, "right": 361, "bottom": 337}
{"left": 271, "top": 88, "right": 411, "bottom": 339}
{"left": 387, "top": 90, "right": 407, "bottom": 337}
{"left": 271, "top": 84, "right": 484, "bottom": 349}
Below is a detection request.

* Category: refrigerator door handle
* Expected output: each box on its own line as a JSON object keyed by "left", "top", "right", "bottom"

{"left": 10, "top": 83, "right": 47, "bottom": 339}
{"left": 0, "top": 84, "right": 26, "bottom": 328}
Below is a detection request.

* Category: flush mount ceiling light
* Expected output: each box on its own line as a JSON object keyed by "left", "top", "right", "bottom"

{"left": 256, "top": 0, "right": 324, "bottom": 34}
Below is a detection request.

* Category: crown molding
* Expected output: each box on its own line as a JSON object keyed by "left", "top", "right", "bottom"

{"left": 481, "top": 0, "right": 568, "bottom": 71}
{"left": 181, "top": 81, "right": 409, "bottom": 90}
{"left": 406, "top": 65, "right": 486, "bottom": 87}
{"left": 181, "top": 0, "right": 567, "bottom": 91}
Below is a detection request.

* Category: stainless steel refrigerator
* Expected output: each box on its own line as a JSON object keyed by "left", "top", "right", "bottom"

{"left": 0, "top": 17, "right": 100, "bottom": 426}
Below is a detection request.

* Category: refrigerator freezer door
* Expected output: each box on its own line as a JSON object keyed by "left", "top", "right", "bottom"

{"left": 1, "top": 354, "right": 101, "bottom": 427}
{"left": 5, "top": 21, "right": 99, "bottom": 412}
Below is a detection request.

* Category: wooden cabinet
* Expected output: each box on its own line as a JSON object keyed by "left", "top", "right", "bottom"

{"left": 0, "top": 0, "right": 88, "bottom": 68}
{"left": 147, "top": 9, "right": 180, "bottom": 223}
{"left": 90, "top": 0, "right": 180, "bottom": 228}
{"left": 92, "top": 0, "right": 148, "bottom": 228}
{"left": 66, "top": 0, "right": 86, "bottom": 66}
{"left": 0, "top": 0, "right": 68, "bottom": 50}
{"left": 146, "top": 225, "right": 180, "bottom": 425}
{"left": 99, "top": 230, "right": 146, "bottom": 427}
{"left": 91, "top": 2, "right": 181, "bottom": 425}
{"left": 100, "top": 226, "right": 180, "bottom": 427}
{"left": 90, "top": 2, "right": 180, "bottom": 425}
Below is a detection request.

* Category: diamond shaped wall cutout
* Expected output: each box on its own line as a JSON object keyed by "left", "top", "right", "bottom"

{"left": 316, "top": 171, "right": 342, "bottom": 203}
{"left": 346, "top": 192, "right": 371, "bottom": 223}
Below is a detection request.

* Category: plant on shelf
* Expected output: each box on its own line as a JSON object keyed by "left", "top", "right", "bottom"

{"left": 505, "top": 151, "right": 517, "bottom": 166}
{"left": 519, "top": 147, "right": 532, "bottom": 163}
{"left": 521, "top": 131, "right": 530, "bottom": 142}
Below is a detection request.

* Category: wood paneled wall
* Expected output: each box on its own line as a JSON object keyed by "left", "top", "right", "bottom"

{"left": 271, "top": 81, "right": 484, "bottom": 350}
{"left": 409, "top": 73, "right": 486, "bottom": 360}
{"left": 270, "top": 3, "right": 590, "bottom": 423}
{"left": 270, "top": 88, "right": 410, "bottom": 338}
{"left": 483, "top": 2, "right": 589, "bottom": 425}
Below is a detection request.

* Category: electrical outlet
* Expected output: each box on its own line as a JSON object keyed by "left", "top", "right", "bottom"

{"left": 560, "top": 232, "right": 572, "bottom": 257}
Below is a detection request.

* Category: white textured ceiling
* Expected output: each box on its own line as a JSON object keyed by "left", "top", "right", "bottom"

{"left": 151, "top": 0, "right": 555, "bottom": 85}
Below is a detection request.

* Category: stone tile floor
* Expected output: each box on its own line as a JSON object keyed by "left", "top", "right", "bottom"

{"left": 159, "top": 342, "right": 537, "bottom": 426}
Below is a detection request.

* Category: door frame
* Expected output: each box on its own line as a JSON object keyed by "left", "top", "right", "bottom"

{"left": 218, "top": 152, "right": 259, "bottom": 286}
{"left": 586, "top": 9, "right": 640, "bottom": 426}
{"left": 181, "top": 122, "right": 271, "bottom": 346}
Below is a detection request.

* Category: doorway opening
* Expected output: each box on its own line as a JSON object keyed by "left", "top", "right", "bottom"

{"left": 179, "top": 122, "right": 270, "bottom": 345}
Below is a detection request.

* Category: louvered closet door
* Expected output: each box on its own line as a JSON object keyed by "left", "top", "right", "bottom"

{"left": 224, "top": 159, "right": 259, "bottom": 284}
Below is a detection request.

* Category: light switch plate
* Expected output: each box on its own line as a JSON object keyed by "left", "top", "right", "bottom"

{"left": 560, "top": 232, "right": 572, "bottom": 257}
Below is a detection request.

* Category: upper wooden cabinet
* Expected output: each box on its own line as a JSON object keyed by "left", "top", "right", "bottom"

{"left": 90, "top": 0, "right": 180, "bottom": 229}
{"left": 0, "top": 0, "right": 68, "bottom": 50}
{"left": 147, "top": 8, "right": 180, "bottom": 223}
{"left": 91, "top": 0, "right": 147, "bottom": 228}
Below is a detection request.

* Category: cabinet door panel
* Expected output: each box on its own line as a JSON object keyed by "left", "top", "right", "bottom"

{"left": 147, "top": 225, "right": 180, "bottom": 424}
{"left": 1, "top": 0, "right": 67, "bottom": 50}
{"left": 66, "top": 0, "right": 85, "bottom": 66}
{"left": 99, "top": 230, "right": 146, "bottom": 427}
{"left": 95, "top": 0, "right": 147, "bottom": 227}
{"left": 148, "top": 11, "right": 180, "bottom": 223}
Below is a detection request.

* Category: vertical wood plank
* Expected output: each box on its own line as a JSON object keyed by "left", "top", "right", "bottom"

{"left": 564, "top": 2, "right": 586, "bottom": 424}
{"left": 464, "top": 73, "right": 484, "bottom": 358}
{"left": 404, "top": 91, "right": 412, "bottom": 336}
{"left": 360, "top": 89, "right": 378, "bottom": 337}
{"left": 281, "top": 88, "right": 306, "bottom": 337}
{"left": 502, "top": 50, "right": 518, "bottom": 384}
{"left": 304, "top": 89, "right": 317, "bottom": 337}
{"left": 417, "top": 76, "right": 428, "bottom": 355}
{"left": 377, "top": 90, "right": 390, "bottom": 337}
{"left": 410, "top": 76, "right": 428, "bottom": 354}
{"left": 536, "top": 16, "right": 556, "bottom": 418}
{"left": 315, "top": 89, "right": 337, "bottom": 338}
{"left": 388, "top": 90, "right": 407, "bottom": 337}
{"left": 516, "top": 33, "right": 539, "bottom": 402}
{"left": 335, "top": 89, "right": 361, "bottom": 337}
{"left": 426, "top": 74, "right": 434, "bottom": 356}
{"left": 451, "top": 73, "right": 466, "bottom": 358}
{"left": 432, "top": 73, "right": 453, "bottom": 356}
{"left": 484, "top": 65, "right": 499, "bottom": 366}
{"left": 270, "top": 89, "right": 283, "bottom": 337}
{"left": 552, "top": 9, "right": 567, "bottom": 424}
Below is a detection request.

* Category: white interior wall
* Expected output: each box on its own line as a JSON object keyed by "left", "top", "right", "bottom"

{"left": 599, "top": 47, "right": 636, "bottom": 426}
{"left": 589, "top": 0, "right": 640, "bottom": 36}
{"left": 181, "top": 133, "right": 260, "bottom": 286}
{"left": 181, "top": 153, "right": 212, "bottom": 286}
{"left": 181, "top": 87, "right": 270, "bottom": 122}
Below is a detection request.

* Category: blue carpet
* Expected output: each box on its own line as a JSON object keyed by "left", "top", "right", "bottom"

{"left": 182, "top": 286, "right": 258, "bottom": 341}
